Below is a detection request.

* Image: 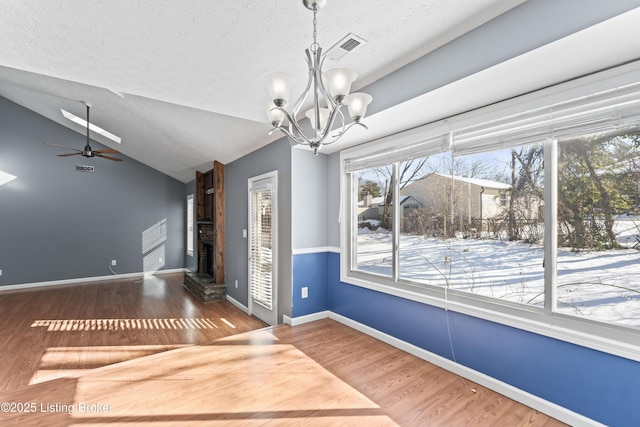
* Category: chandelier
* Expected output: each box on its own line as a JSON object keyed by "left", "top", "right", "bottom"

{"left": 264, "top": 0, "right": 372, "bottom": 155}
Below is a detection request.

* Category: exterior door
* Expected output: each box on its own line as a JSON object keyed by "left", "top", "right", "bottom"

{"left": 248, "top": 171, "right": 278, "bottom": 325}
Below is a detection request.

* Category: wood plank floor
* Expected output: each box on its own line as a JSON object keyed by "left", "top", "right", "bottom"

{"left": 0, "top": 272, "right": 266, "bottom": 392}
{"left": 0, "top": 274, "right": 566, "bottom": 426}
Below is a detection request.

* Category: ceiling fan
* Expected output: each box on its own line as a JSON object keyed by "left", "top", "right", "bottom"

{"left": 44, "top": 103, "right": 123, "bottom": 162}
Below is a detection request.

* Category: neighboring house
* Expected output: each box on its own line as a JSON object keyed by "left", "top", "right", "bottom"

{"left": 358, "top": 194, "right": 422, "bottom": 223}
{"left": 399, "top": 173, "right": 543, "bottom": 238}
{"left": 357, "top": 195, "right": 384, "bottom": 221}
{"left": 401, "top": 173, "right": 513, "bottom": 221}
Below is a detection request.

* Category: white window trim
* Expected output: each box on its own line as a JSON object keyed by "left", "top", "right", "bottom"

{"left": 340, "top": 60, "right": 640, "bottom": 362}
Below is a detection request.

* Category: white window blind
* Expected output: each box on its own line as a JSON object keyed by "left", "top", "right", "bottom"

{"left": 344, "top": 124, "right": 450, "bottom": 173}
{"left": 249, "top": 188, "right": 273, "bottom": 310}
{"left": 453, "top": 81, "right": 640, "bottom": 156}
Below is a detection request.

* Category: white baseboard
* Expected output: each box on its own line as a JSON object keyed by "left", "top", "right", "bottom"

{"left": 284, "top": 311, "right": 330, "bottom": 326}
{"left": 328, "top": 311, "right": 603, "bottom": 427}
{"left": 226, "top": 295, "right": 249, "bottom": 314}
{"left": 0, "top": 268, "right": 188, "bottom": 292}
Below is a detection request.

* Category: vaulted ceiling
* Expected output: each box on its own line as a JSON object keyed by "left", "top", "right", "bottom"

{"left": 1, "top": 1, "right": 638, "bottom": 183}
{"left": 0, "top": 0, "right": 525, "bottom": 182}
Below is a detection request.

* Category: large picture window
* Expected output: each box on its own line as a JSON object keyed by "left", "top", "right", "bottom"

{"left": 341, "top": 61, "right": 640, "bottom": 360}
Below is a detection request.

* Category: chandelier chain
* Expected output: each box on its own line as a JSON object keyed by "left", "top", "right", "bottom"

{"left": 311, "top": 7, "right": 319, "bottom": 53}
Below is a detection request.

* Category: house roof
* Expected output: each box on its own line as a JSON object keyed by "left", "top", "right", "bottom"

{"left": 430, "top": 173, "right": 511, "bottom": 190}
{"left": 451, "top": 175, "right": 511, "bottom": 190}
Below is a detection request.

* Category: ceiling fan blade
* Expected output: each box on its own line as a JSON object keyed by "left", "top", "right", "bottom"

{"left": 43, "top": 142, "right": 82, "bottom": 152}
{"left": 57, "top": 153, "right": 82, "bottom": 157}
{"left": 96, "top": 154, "right": 124, "bottom": 162}
{"left": 94, "top": 149, "right": 120, "bottom": 154}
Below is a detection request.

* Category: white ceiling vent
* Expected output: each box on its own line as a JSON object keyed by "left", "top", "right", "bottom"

{"left": 326, "top": 33, "right": 367, "bottom": 61}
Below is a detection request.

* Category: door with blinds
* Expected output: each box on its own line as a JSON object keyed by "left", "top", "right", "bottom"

{"left": 248, "top": 171, "right": 278, "bottom": 325}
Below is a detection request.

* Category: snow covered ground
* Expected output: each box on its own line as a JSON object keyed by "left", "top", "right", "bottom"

{"left": 356, "top": 219, "right": 640, "bottom": 329}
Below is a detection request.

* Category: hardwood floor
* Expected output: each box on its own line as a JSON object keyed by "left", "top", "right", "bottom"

{"left": 0, "top": 274, "right": 565, "bottom": 426}
{"left": 0, "top": 272, "right": 266, "bottom": 392}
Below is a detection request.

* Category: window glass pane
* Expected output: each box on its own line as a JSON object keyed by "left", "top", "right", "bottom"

{"left": 557, "top": 130, "right": 640, "bottom": 328}
{"left": 354, "top": 167, "right": 392, "bottom": 277}
{"left": 398, "top": 151, "right": 453, "bottom": 286}
{"left": 399, "top": 147, "right": 546, "bottom": 308}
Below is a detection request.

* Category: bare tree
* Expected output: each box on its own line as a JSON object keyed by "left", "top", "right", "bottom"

{"left": 374, "top": 159, "right": 429, "bottom": 229}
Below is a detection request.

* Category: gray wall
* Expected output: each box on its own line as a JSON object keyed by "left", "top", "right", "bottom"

{"left": 225, "top": 137, "right": 292, "bottom": 321}
{"left": 0, "top": 96, "right": 185, "bottom": 285}
{"left": 291, "top": 148, "right": 328, "bottom": 250}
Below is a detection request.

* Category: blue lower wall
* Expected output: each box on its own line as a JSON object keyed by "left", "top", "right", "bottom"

{"left": 295, "top": 251, "right": 640, "bottom": 426}
{"left": 292, "top": 252, "right": 329, "bottom": 317}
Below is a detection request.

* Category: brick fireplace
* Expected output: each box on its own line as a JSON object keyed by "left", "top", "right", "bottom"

{"left": 198, "top": 223, "right": 215, "bottom": 276}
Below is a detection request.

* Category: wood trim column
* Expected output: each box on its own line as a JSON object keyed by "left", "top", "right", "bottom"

{"left": 213, "top": 161, "right": 225, "bottom": 284}
{"left": 195, "top": 171, "right": 205, "bottom": 221}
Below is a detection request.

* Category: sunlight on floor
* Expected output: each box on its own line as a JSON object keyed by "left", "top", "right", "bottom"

{"left": 31, "top": 318, "right": 231, "bottom": 331}
{"left": 30, "top": 345, "right": 187, "bottom": 385}
{"left": 220, "top": 318, "right": 236, "bottom": 328}
{"left": 61, "top": 335, "right": 396, "bottom": 426}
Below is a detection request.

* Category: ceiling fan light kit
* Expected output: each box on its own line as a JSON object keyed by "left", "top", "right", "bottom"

{"left": 44, "top": 103, "right": 123, "bottom": 162}
{"left": 264, "top": 0, "right": 372, "bottom": 155}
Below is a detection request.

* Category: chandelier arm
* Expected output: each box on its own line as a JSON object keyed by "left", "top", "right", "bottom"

{"left": 332, "top": 121, "right": 369, "bottom": 139}
{"left": 291, "top": 49, "right": 315, "bottom": 118}
{"left": 272, "top": 125, "right": 307, "bottom": 146}
{"left": 315, "top": 50, "right": 337, "bottom": 110}
{"left": 312, "top": 103, "right": 347, "bottom": 146}
{"left": 320, "top": 109, "right": 347, "bottom": 146}
{"left": 274, "top": 107, "right": 315, "bottom": 145}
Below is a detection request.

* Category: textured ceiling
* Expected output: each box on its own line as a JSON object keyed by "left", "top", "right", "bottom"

{"left": 0, "top": 0, "right": 526, "bottom": 182}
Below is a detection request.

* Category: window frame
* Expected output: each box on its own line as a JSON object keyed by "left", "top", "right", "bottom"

{"left": 340, "top": 60, "right": 640, "bottom": 362}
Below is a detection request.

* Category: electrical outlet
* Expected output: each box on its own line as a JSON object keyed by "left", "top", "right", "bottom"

{"left": 235, "top": 279, "right": 238, "bottom": 288}
{"left": 301, "top": 287, "right": 308, "bottom": 299}
{"left": 0, "top": 269, "right": 3, "bottom": 276}
{"left": 111, "top": 260, "right": 117, "bottom": 266}
{"left": 159, "top": 257, "right": 163, "bottom": 263}
{"left": 242, "top": 229, "right": 247, "bottom": 238}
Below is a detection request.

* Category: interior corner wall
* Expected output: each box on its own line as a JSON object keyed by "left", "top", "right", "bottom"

{"left": 224, "top": 137, "right": 292, "bottom": 322}
{"left": 291, "top": 148, "right": 329, "bottom": 251}
{"left": 184, "top": 178, "right": 197, "bottom": 272}
{"left": 0, "top": 96, "right": 185, "bottom": 286}
{"left": 291, "top": 148, "right": 330, "bottom": 317}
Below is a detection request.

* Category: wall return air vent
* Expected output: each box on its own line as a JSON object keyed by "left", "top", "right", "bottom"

{"left": 76, "top": 165, "right": 95, "bottom": 173}
{"left": 326, "top": 33, "right": 367, "bottom": 61}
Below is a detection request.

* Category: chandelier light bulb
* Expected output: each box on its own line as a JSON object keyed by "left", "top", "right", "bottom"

{"left": 345, "top": 93, "right": 373, "bottom": 122}
{"left": 323, "top": 68, "right": 357, "bottom": 102}
{"left": 264, "top": 72, "right": 293, "bottom": 107}
{"left": 305, "top": 108, "right": 330, "bottom": 129}
{"left": 265, "top": 102, "right": 285, "bottom": 127}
